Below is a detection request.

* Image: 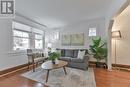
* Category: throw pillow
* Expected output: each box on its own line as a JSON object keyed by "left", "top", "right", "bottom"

{"left": 77, "top": 50, "right": 85, "bottom": 59}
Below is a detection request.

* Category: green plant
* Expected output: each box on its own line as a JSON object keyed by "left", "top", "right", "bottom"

{"left": 48, "top": 52, "right": 60, "bottom": 61}
{"left": 89, "top": 37, "right": 107, "bottom": 62}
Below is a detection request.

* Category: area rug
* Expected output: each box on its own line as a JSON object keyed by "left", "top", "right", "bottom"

{"left": 22, "top": 67, "right": 96, "bottom": 87}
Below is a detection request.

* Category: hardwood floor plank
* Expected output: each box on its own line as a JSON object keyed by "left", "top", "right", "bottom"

{"left": 0, "top": 67, "right": 48, "bottom": 87}
{"left": 0, "top": 76, "right": 47, "bottom": 87}
{"left": 94, "top": 68, "right": 130, "bottom": 87}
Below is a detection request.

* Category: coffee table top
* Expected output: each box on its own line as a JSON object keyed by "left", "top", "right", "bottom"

{"left": 41, "top": 60, "right": 68, "bottom": 70}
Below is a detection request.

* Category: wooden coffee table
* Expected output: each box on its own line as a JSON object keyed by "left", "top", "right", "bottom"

{"left": 41, "top": 60, "right": 68, "bottom": 82}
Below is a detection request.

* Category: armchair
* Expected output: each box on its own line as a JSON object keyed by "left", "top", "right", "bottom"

{"left": 27, "top": 49, "right": 45, "bottom": 72}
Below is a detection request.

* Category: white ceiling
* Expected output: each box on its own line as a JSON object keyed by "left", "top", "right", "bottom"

{"left": 16, "top": 0, "right": 113, "bottom": 28}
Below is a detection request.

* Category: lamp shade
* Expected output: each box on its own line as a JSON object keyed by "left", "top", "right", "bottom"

{"left": 112, "top": 30, "right": 121, "bottom": 38}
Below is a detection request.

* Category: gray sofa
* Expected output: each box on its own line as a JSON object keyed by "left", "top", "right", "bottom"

{"left": 58, "top": 49, "right": 89, "bottom": 70}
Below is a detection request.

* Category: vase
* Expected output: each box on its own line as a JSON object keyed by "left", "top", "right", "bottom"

{"left": 52, "top": 60, "right": 55, "bottom": 64}
{"left": 55, "top": 59, "right": 59, "bottom": 64}
{"left": 52, "top": 59, "right": 59, "bottom": 64}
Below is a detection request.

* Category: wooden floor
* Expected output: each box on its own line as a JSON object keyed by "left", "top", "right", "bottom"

{"left": 0, "top": 67, "right": 130, "bottom": 87}
{"left": 0, "top": 68, "right": 48, "bottom": 87}
{"left": 94, "top": 68, "right": 130, "bottom": 87}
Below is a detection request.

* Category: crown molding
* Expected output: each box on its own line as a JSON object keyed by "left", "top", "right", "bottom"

{"left": 15, "top": 12, "right": 47, "bottom": 28}
{"left": 115, "top": 0, "right": 130, "bottom": 18}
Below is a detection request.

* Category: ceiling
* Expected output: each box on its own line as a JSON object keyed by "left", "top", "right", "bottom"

{"left": 16, "top": 0, "right": 113, "bottom": 28}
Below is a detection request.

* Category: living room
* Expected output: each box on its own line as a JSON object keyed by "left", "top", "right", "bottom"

{"left": 0, "top": 0, "right": 130, "bottom": 87}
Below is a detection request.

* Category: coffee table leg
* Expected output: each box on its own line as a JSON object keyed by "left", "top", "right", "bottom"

{"left": 63, "top": 66, "right": 67, "bottom": 75}
{"left": 46, "top": 70, "right": 49, "bottom": 82}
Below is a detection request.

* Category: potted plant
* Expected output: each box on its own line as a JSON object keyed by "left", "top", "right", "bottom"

{"left": 89, "top": 37, "right": 107, "bottom": 67}
{"left": 48, "top": 52, "right": 60, "bottom": 64}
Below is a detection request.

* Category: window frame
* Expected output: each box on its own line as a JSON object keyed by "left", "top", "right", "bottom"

{"left": 88, "top": 27, "right": 97, "bottom": 37}
{"left": 34, "top": 33, "right": 43, "bottom": 49}
{"left": 13, "top": 29, "right": 31, "bottom": 51}
{"left": 12, "top": 21, "right": 45, "bottom": 51}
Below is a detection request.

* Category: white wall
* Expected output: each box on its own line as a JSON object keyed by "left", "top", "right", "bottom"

{"left": 0, "top": 19, "right": 27, "bottom": 71}
{"left": 58, "top": 18, "right": 106, "bottom": 49}
{"left": 112, "top": 5, "right": 130, "bottom": 65}
{"left": 0, "top": 15, "right": 46, "bottom": 71}
{"left": 105, "top": 0, "right": 127, "bottom": 69}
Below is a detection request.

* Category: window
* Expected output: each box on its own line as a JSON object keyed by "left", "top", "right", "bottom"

{"left": 12, "top": 21, "right": 44, "bottom": 51}
{"left": 89, "top": 27, "right": 96, "bottom": 36}
{"left": 45, "top": 31, "right": 59, "bottom": 43}
{"left": 13, "top": 30, "right": 30, "bottom": 50}
{"left": 35, "top": 34, "right": 43, "bottom": 49}
{"left": 45, "top": 30, "right": 59, "bottom": 48}
{"left": 33, "top": 28, "right": 44, "bottom": 49}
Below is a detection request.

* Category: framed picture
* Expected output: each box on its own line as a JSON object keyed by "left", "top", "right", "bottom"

{"left": 71, "top": 33, "right": 84, "bottom": 46}
{"left": 61, "top": 34, "right": 71, "bottom": 46}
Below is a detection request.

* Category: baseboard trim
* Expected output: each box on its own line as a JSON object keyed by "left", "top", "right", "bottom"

{"left": 89, "top": 61, "right": 105, "bottom": 64}
{"left": 0, "top": 63, "right": 28, "bottom": 76}
{"left": 112, "top": 64, "right": 130, "bottom": 68}
{"left": 89, "top": 61, "right": 130, "bottom": 69}
{"left": 89, "top": 61, "right": 107, "bottom": 68}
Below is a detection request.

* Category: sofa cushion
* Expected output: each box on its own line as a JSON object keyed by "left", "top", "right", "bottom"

{"left": 34, "top": 57, "right": 44, "bottom": 63}
{"left": 33, "top": 53, "right": 42, "bottom": 58}
{"left": 65, "top": 50, "right": 73, "bottom": 57}
{"left": 71, "top": 58, "right": 84, "bottom": 63}
{"left": 73, "top": 50, "right": 78, "bottom": 58}
{"left": 59, "top": 57, "right": 71, "bottom": 62}
{"left": 77, "top": 50, "right": 85, "bottom": 59}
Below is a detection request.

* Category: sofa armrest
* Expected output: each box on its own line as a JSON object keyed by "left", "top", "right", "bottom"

{"left": 27, "top": 53, "right": 34, "bottom": 62}
{"left": 83, "top": 55, "right": 89, "bottom": 65}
